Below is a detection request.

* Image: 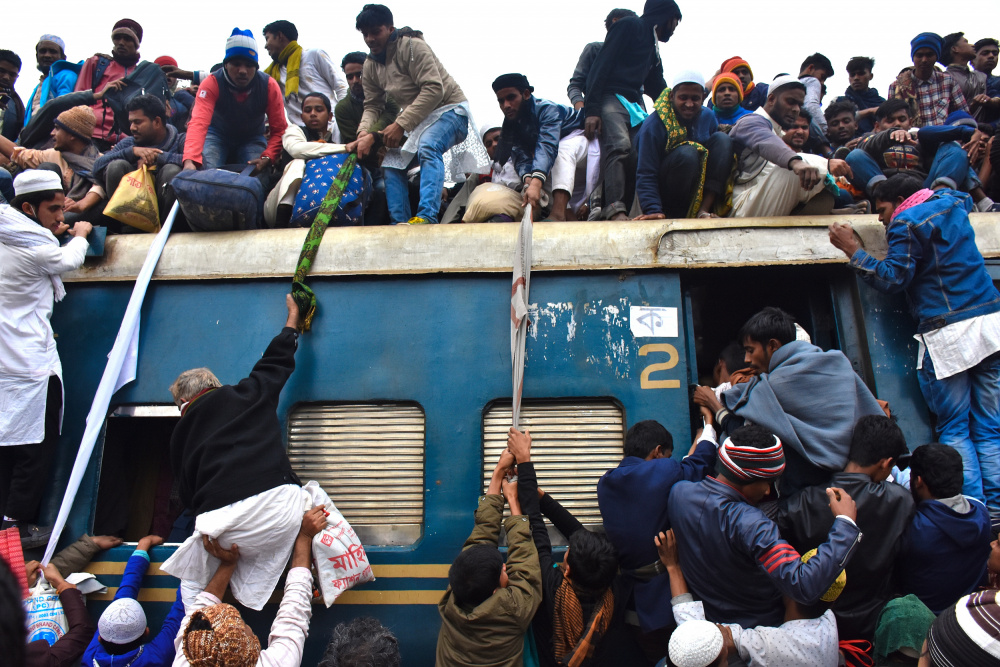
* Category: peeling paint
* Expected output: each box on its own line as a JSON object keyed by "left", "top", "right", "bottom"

{"left": 567, "top": 311, "right": 577, "bottom": 342}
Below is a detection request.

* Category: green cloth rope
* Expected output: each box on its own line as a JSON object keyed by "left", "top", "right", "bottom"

{"left": 292, "top": 153, "right": 358, "bottom": 331}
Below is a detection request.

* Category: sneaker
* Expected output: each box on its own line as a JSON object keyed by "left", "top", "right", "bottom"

{"left": 406, "top": 217, "right": 430, "bottom": 225}
{"left": 17, "top": 524, "right": 53, "bottom": 549}
{"left": 987, "top": 202, "right": 1000, "bottom": 213}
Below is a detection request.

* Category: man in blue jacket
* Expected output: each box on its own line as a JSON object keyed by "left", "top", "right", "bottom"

{"left": 830, "top": 174, "right": 1000, "bottom": 524}
{"left": 668, "top": 424, "right": 862, "bottom": 628}
{"left": 899, "top": 444, "right": 991, "bottom": 614}
{"left": 491, "top": 73, "right": 590, "bottom": 221}
{"left": 634, "top": 70, "right": 733, "bottom": 220}
{"left": 597, "top": 419, "right": 716, "bottom": 656}
{"left": 23, "top": 35, "right": 81, "bottom": 128}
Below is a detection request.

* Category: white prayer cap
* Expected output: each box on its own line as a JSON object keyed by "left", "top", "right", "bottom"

{"left": 13, "top": 170, "right": 63, "bottom": 197}
{"left": 98, "top": 598, "right": 147, "bottom": 644}
{"left": 480, "top": 121, "right": 502, "bottom": 139}
{"left": 672, "top": 70, "right": 705, "bottom": 89}
{"left": 769, "top": 74, "right": 807, "bottom": 96}
{"left": 668, "top": 620, "right": 724, "bottom": 667}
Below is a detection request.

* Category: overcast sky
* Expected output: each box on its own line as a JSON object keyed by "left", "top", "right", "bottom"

{"left": 9, "top": 0, "right": 997, "bottom": 129}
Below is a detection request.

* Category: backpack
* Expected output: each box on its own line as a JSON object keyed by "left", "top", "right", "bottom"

{"left": 100, "top": 61, "right": 172, "bottom": 137}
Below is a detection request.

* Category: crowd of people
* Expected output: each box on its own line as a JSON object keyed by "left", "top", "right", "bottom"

{"left": 4, "top": 1, "right": 1000, "bottom": 666}
{"left": 1, "top": 3, "right": 999, "bottom": 229}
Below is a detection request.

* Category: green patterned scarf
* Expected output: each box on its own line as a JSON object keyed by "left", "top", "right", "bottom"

{"left": 291, "top": 153, "right": 358, "bottom": 331}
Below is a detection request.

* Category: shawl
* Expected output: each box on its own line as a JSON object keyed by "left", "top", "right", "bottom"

{"left": 552, "top": 575, "right": 615, "bottom": 667}
{"left": 265, "top": 41, "right": 302, "bottom": 99}
{"left": 0, "top": 204, "right": 67, "bottom": 301}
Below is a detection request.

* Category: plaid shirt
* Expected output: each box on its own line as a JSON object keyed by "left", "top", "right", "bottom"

{"left": 888, "top": 70, "right": 969, "bottom": 127}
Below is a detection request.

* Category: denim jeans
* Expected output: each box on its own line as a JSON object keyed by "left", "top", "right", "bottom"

{"left": 845, "top": 142, "right": 970, "bottom": 197}
{"left": 0, "top": 168, "right": 12, "bottom": 203}
{"left": 383, "top": 109, "right": 468, "bottom": 223}
{"left": 201, "top": 127, "right": 268, "bottom": 170}
{"left": 918, "top": 350, "right": 1000, "bottom": 518}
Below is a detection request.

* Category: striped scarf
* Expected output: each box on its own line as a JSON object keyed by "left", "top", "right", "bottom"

{"left": 266, "top": 41, "right": 303, "bottom": 99}
{"left": 718, "top": 435, "right": 786, "bottom": 482}
{"left": 552, "top": 575, "right": 615, "bottom": 667}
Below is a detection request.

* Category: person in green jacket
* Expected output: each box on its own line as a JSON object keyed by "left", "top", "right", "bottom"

{"left": 436, "top": 448, "right": 542, "bottom": 667}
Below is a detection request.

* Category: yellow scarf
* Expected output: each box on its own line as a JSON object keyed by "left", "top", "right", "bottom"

{"left": 265, "top": 41, "right": 302, "bottom": 99}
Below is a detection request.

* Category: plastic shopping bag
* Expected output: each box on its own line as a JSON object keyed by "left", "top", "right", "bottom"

{"left": 103, "top": 165, "right": 160, "bottom": 232}
{"left": 23, "top": 580, "right": 68, "bottom": 645}
{"left": 302, "top": 481, "right": 375, "bottom": 607}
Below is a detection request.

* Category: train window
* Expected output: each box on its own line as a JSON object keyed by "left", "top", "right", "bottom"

{"left": 482, "top": 400, "right": 624, "bottom": 545}
{"left": 287, "top": 402, "right": 425, "bottom": 546}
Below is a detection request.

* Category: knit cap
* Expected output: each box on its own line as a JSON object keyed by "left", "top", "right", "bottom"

{"left": 13, "top": 170, "right": 63, "bottom": 196}
{"left": 37, "top": 34, "right": 66, "bottom": 54}
{"left": 183, "top": 603, "right": 261, "bottom": 667}
{"left": 54, "top": 105, "right": 96, "bottom": 142}
{"left": 98, "top": 598, "right": 147, "bottom": 645}
{"left": 718, "top": 433, "right": 786, "bottom": 482}
{"left": 111, "top": 18, "right": 143, "bottom": 45}
{"left": 154, "top": 55, "right": 178, "bottom": 69}
{"left": 910, "top": 32, "right": 942, "bottom": 60}
{"left": 721, "top": 57, "right": 752, "bottom": 78}
{"left": 928, "top": 590, "right": 1000, "bottom": 665}
{"left": 712, "top": 73, "right": 743, "bottom": 102}
{"left": 224, "top": 28, "right": 259, "bottom": 65}
{"left": 668, "top": 620, "right": 723, "bottom": 667}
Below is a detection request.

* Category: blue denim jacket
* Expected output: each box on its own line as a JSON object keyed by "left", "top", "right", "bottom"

{"left": 497, "top": 96, "right": 584, "bottom": 183}
{"left": 850, "top": 189, "right": 1000, "bottom": 333}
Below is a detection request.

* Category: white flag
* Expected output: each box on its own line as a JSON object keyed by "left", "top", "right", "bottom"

{"left": 510, "top": 205, "right": 532, "bottom": 428}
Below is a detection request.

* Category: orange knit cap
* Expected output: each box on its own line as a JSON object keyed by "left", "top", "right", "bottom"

{"left": 712, "top": 73, "right": 744, "bottom": 102}
{"left": 720, "top": 57, "right": 752, "bottom": 78}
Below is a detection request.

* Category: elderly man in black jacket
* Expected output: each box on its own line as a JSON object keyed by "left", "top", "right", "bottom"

{"left": 161, "top": 295, "right": 307, "bottom": 611}
{"left": 776, "top": 415, "right": 914, "bottom": 641}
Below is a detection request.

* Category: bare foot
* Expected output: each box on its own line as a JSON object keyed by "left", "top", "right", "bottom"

{"left": 92, "top": 535, "right": 124, "bottom": 550}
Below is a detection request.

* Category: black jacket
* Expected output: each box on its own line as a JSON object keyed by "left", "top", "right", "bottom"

{"left": 776, "top": 471, "right": 915, "bottom": 640}
{"left": 583, "top": 16, "right": 665, "bottom": 118}
{"left": 170, "top": 328, "right": 301, "bottom": 515}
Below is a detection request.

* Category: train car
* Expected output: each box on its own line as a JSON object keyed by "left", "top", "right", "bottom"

{"left": 38, "top": 214, "right": 1000, "bottom": 665}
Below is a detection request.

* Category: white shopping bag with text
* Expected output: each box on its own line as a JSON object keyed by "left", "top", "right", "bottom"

{"left": 24, "top": 580, "right": 67, "bottom": 645}
{"left": 303, "top": 481, "right": 375, "bottom": 606}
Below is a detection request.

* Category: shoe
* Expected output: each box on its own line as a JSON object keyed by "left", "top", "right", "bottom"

{"left": 17, "top": 524, "right": 53, "bottom": 549}
{"left": 406, "top": 216, "right": 430, "bottom": 225}
{"left": 986, "top": 202, "right": 1000, "bottom": 213}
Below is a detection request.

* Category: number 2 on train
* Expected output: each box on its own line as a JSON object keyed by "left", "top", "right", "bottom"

{"left": 638, "top": 344, "right": 680, "bottom": 389}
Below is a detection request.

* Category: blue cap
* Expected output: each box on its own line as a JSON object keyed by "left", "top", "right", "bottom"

{"left": 224, "top": 28, "right": 258, "bottom": 64}
{"left": 911, "top": 32, "right": 942, "bottom": 61}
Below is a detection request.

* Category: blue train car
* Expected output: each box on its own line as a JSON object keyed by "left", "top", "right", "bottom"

{"left": 38, "top": 216, "right": 999, "bottom": 665}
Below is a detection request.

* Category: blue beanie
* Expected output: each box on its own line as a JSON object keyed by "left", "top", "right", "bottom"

{"left": 224, "top": 28, "right": 258, "bottom": 65}
{"left": 911, "top": 32, "right": 942, "bottom": 61}
{"left": 945, "top": 110, "right": 977, "bottom": 128}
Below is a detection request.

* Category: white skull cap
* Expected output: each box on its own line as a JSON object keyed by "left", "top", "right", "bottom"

{"left": 98, "top": 598, "right": 147, "bottom": 644}
{"left": 668, "top": 620, "right": 724, "bottom": 667}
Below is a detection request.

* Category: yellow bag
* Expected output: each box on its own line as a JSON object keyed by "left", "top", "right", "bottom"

{"left": 103, "top": 165, "right": 160, "bottom": 233}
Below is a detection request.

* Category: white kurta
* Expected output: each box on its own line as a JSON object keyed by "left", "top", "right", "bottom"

{"left": 0, "top": 218, "right": 88, "bottom": 447}
{"left": 276, "top": 48, "right": 349, "bottom": 128}
{"left": 263, "top": 124, "right": 347, "bottom": 225}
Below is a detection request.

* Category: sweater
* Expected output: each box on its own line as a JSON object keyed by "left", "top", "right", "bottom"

{"left": 583, "top": 15, "right": 665, "bottom": 118}
{"left": 24, "top": 588, "right": 94, "bottom": 667}
{"left": 334, "top": 92, "right": 400, "bottom": 145}
{"left": 730, "top": 107, "right": 799, "bottom": 185}
{"left": 169, "top": 328, "right": 301, "bottom": 515}
{"left": 567, "top": 42, "right": 601, "bottom": 107}
{"left": 182, "top": 73, "right": 287, "bottom": 166}
{"left": 93, "top": 124, "right": 186, "bottom": 183}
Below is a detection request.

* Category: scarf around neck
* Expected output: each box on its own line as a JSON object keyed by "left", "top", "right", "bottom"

{"left": 892, "top": 188, "right": 935, "bottom": 220}
{"left": 552, "top": 574, "right": 615, "bottom": 667}
{"left": 265, "top": 41, "right": 302, "bottom": 99}
{"left": 0, "top": 204, "right": 68, "bottom": 301}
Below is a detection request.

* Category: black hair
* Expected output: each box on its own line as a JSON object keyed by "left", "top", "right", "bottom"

{"left": 873, "top": 173, "right": 924, "bottom": 205}
{"left": 800, "top": 53, "right": 834, "bottom": 78}
{"left": 263, "top": 20, "right": 298, "bottom": 42}
{"left": 341, "top": 51, "right": 367, "bottom": 70}
{"left": 317, "top": 617, "right": 400, "bottom": 667}
{"left": 719, "top": 341, "right": 747, "bottom": 376}
{"left": 846, "top": 56, "right": 875, "bottom": 75}
{"left": 941, "top": 32, "right": 964, "bottom": 65}
{"left": 301, "top": 91, "right": 332, "bottom": 112}
{"left": 604, "top": 8, "right": 637, "bottom": 31}
{"left": 12, "top": 188, "right": 63, "bottom": 212}
{"left": 876, "top": 98, "right": 910, "bottom": 121}
{"left": 356, "top": 4, "right": 394, "bottom": 32}
{"left": 0, "top": 558, "right": 25, "bottom": 667}
{"left": 126, "top": 94, "right": 167, "bottom": 124}
{"left": 716, "top": 424, "right": 779, "bottom": 483}
{"left": 975, "top": 38, "right": 999, "bottom": 53}
{"left": 99, "top": 635, "right": 146, "bottom": 655}
{"left": 566, "top": 529, "right": 618, "bottom": 595}
{"left": 824, "top": 99, "right": 858, "bottom": 123}
{"left": 624, "top": 420, "right": 673, "bottom": 459}
{"left": 910, "top": 444, "right": 964, "bottom": 498}
{"left": 448, "top": 544, "right": 503, "bottom": 608}
{"left": 737, "top": 307, "right": 796, "bottom": 348}
{"left": 847, "top": 415, "right": 908, "bottom": 467}
{"left": 795, "top": 108, "right": 812, "bottom": 123}
{"left": 0, "top": 49, "right": 21, "bottom": 71}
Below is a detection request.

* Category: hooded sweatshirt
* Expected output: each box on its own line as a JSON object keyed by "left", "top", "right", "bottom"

{"left": 898, "top": 496, "right": 991, "bottom": 614}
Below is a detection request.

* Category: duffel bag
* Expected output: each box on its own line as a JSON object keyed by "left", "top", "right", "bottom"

{"left": 290, "top": 154, "right": 370, "bottom": 227}
{"left": 170, "top": 165, "right": 265, "bottom": 231}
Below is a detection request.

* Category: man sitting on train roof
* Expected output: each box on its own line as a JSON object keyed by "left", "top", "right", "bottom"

{"left": 728, "top": 75, "right": 850, "bottom": 217}
{"left": 436, "top": 448, "right": 541, "bottom": 667}
{"left": 490, "top": 73, "right": 596, "bottom": 222}
{"left": 693, "top": 307, "right": 886, "bottom": 498}
{"left": 714, "top": 57, "right": 767, "bottom": 112}
{"left": 633, "top": 70, "right": 735, "bottom": 221}
{"left": 830, "top": 174, "right": 1000, "bottom": 527}
{"left": 824, "top": 99, "right": 862, "bottom": 152}
{"left": 597, "top": 419, "right": 716, "bottom": 662}
{"left": 161, "top": 295, "right": 307, "bottom": 612}
{"left": 707, "top": 72, "right": 750, "bottom": 130}
{"left": 510, "top": 427, "right": 637, "bottom": 667}
{"left": 667, "top": 424, "right": 862, "bottom": 629}
{"left": 181, "top": 29, "right": 287, "bottom": 175}
{"left": 172, "top": 507, "right": 326, "bottom": 667}
{"left": 93, "top": 95, "right": 184, "bottom": 231}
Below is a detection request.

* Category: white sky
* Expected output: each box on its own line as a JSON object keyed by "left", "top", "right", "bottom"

{"left": 9, "top": 0, "right": 997, "bottom": 129}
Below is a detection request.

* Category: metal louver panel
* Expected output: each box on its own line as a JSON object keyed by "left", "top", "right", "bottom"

{"left": 288, "top": 403, "right": 425, "bottom": 545}
{"left": 482, "top": 401, "right": 624, "bottom": 539}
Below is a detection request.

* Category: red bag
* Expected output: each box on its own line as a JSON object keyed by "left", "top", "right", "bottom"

{"left": 0, "top": 527, "right": 28, "bottom": 598}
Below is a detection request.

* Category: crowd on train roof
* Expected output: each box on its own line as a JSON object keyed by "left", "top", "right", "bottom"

{"left": 4, "top": 1, "right": 1000, "bottom": 666}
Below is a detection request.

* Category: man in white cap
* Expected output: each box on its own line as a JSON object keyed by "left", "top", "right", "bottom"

{"left": 0, "top": 170, "right": 91, "bottom": 548}
{"left": 634, "top": 70, "right": 735, "bottom": 220}
{"left": 24, "top": 34, "right": 80, "bottom": 128}
{"left": 83, "top": 534, "right": 186, "bottom": 667}
{"left": 729, "top": 74, "right": 853, "bottom": 217}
